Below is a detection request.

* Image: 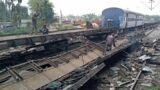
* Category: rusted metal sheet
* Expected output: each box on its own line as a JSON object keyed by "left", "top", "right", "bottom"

{"left": 0, "top": 43, "right": 105, "bottom": 90}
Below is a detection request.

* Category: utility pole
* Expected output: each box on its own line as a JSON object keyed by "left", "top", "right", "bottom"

{"left": 140, "top": 0, "right": 160, "bottom": 11}
{"left": 59, "top": 10, "right": 63, "bottom": 24}
{"left": 149, "top": 0, "right": 154, "bottom": 10}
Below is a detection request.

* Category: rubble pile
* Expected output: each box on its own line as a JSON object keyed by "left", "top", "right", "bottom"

{"left": 135, "top": 38, "right": 160, "bottom": 90}
{"left": 93, "top": 51, "right": 144, "bottom": 90}
{"left": 82, "top": 38, "right": 160, "bottom": 90}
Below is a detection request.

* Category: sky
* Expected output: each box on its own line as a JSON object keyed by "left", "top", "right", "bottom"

{"left": 22, "top": 0, "right": 160, "bottom": 16}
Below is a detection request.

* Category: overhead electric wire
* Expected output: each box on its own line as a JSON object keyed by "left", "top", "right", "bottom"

{"left": 139, "top": 0, "right": 151, "bottom": 10}
{"left": 152, "top": 1, "right": 160, "bottom": 10}
{"left": 140, "top": 0, "right": 160, "bottom": 10}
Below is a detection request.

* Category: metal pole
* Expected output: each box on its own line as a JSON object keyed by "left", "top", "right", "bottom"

{"left": 60, "top": 10, "right": 63, "bottom": 24}
{"left": 151, "top": 0, "right": 153, "bottom": 10}
{"left": 150, "top": 0, "right": 154, "bottom": 10}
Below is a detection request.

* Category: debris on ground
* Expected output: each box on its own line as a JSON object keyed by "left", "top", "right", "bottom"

{"left": 81, "top": 28, "right": 160, "bottom": 90}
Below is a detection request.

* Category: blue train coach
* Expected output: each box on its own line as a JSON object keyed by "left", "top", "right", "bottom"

{"left": 101, "top": 7, "right": 144, "bottom": 29}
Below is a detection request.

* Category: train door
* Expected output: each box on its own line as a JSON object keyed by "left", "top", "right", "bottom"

{"left": 107, "top": 19, "right": 113, "bottom": 28}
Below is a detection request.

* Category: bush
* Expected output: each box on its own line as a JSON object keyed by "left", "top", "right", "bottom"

{"left": 0, "top": 27, "right": 31, "bottom": 36}
{"left": 37, "top": 19, "right": 44, "bottom": 29}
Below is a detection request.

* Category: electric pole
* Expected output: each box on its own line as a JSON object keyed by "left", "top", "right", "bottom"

{"left": 140, "top": 0, "right": 160, "bottom": 11}
{"left": 149, "top": 0, "right": 154, "bottom": 10}
{"left": 60, "top": 10, "right": 63, "bottom": 24}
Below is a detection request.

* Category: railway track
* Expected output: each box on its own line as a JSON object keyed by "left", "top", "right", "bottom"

{"left": 0, "top": 22, "right": 159, "bottom": 90}
{"left": 0, "top": 22, "right": 158, "bottom": 50}
{"left": 0, "top": 32, "right": 141, "bottom": 90}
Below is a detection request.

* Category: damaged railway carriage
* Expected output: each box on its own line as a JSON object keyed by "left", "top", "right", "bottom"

{"left": 101, "top": 7, "right": 144, "bottom": 29}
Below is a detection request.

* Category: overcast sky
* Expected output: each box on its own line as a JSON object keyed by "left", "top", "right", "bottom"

{"left": 22, "top": 0, "right": 160, "bottom": 16}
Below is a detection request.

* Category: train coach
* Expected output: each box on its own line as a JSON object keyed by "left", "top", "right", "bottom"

{"left": 101, "top": 7, "right": 144, "bottom": 29}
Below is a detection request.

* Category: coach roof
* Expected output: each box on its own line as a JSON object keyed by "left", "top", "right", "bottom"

{"left": 102, "top": 7, "right": 144, "bottom": 16}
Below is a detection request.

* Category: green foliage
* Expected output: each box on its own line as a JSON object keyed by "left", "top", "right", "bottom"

{"left": 66, "top": 14, "right": 100, "bottom": 21}
{"left": 13, "top": 3, "right": 21, "bottom": 27}
{"left": 144, "top": 15, "right": 160, "bottom": 23}
{"left": 28, "top": 0, "right": 54, "bottom": 24}
{"left": 37, "top": 19, "right": 44, "bottom": 28}
{"left": 82, "top": 13, "right": 99, "bottom": 21}
{"left": 66, "top": 15, "right": 79, "bottom": 20}
{"left": 18, "top": 0, "right": 22, "bottom": 3}
{"left": 0, "top": 1, "right": 6, "bottom": 22}
{"left": 59, "top": 24, "right": 74, "bottom": 30}
{"left": 0, "top": 27, "right": 31, "bottom": 36}
{"left": 28, "top": 0, "right": 42, "bottom": 12}
{"left": 8, "top": 0, "right": 23, "bottom": 27}
{"left": 150, "top": 85, "right": 160, "bottom": 90}
{"left": 21, "top": 6, "right": 29, "bottom": 19}
{"left": 53, "top": 23, "right": 74, "bottom": 31}
{"left": 0, "top": 0, "right": 28, "bottom": 26}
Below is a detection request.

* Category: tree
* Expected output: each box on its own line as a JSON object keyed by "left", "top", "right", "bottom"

{"left": 0, "top": 0, "right": 28, "bottom": 28}
{"left": 66, "top": 15, "right": 77, "bottom": 20}
{"left": 20, "top": 6, "right": 28, "bottom": 19}
{"left": 28, "top": 0, "right": 54, "bottom": 24}
{"left": 144, "top": 15, "right": 160, "bottom": 23}
{"left": 82, "top": 13, "right": 99, "bottom": 21}
{"left": 0, "top": 1, "right": 6, "bottom": 22}
{"left": 10, "top": 0, "right": 22, "bottom": 27}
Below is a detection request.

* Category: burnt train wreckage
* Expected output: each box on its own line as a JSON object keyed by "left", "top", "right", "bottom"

{"left": 0, "top": 7, "right": 159, "bottom": 90}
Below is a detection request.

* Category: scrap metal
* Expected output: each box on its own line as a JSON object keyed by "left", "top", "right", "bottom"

{"left": 0, "top": 42, "right": 105, "bottom": 90}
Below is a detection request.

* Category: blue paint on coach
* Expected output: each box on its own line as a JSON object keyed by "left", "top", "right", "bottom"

{"left": 102, "top": 8, "right": 124, "bottom": 29}
{"left": 102, "top": 7, "right": 144, "bottom": 29}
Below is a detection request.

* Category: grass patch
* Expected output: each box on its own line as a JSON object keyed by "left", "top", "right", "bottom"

{"left": 53, "top": 23, "right": 74, "bottom": 31}
{"left": 0, "top": 27, "right": 31, "bottom": 36}
{"left": 60, "top": 24, "right": 74, "bottom": 30}
{"left": 150, "top": 85, "right": 160, "bottom": 90}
